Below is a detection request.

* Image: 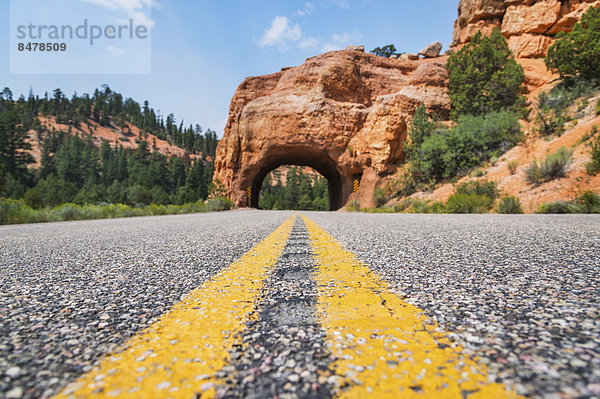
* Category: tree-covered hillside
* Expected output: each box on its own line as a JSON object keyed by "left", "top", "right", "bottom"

{"left": 0, "top": 86, "right": 219, "bottom": 207}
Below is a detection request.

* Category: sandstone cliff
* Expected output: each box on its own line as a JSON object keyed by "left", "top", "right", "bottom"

{"left": 214, "top": 0, "right": 598, "bottom": 210}
{"left": 214, "top": 51, "right": 450, "bottom": 209}
{"left": 453, "top": 0, "right": 600, "bottom": 58}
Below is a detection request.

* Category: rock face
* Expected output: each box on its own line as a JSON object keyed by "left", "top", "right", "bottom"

{"left": 419, "top": 41, "right": 443, "bottom": 58}
{"left": 213, "top": 51, "right": 450, "bottom": 209}
{"left": 399, "top": 53, "right": 420, "bottom": 60}
{"left": 453, "top": 0, "right": 600, "bottom": 58}
{"left": 345, "top": 45, "right": 365, "bottom": 52}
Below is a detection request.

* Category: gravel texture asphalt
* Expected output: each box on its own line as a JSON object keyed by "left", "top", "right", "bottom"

{"left": 1, "top": 210, "right": 599, "bottom": 399}
{"left": 0, "top": 211, "right": 289, "bottom": 399}
{"left": 218, "top": 217, "right": 334, "bottom": 399}
{"left": 306, "top": 212, "right": 600, "bottom": 399}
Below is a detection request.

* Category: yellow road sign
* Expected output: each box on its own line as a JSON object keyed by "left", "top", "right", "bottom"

{"left": 353, "top": 179, "right": 359, "bottom": 192}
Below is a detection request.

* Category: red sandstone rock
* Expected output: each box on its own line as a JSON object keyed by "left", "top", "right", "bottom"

{"left": 214, "top": 1, "right": 596, "bottom": 210}
{"left": 214, "top": 51, "right": 450, "bottom": 209}
{"left": 452, "top": 0, "right": 600, "bottom": 58}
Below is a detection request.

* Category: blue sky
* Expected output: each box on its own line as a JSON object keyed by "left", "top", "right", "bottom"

{"left": 1, "top": 1, "right": 458, "bottom": 137}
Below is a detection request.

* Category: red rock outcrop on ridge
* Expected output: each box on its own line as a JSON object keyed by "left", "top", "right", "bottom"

{"left": 452, "top": 0, "right": 600, "bottom": 58}
{"left": 214, "top": 1, "right": 596, "bottom": 210}
{"left": 213, "top": 51, "right": 450, "bottom": 209}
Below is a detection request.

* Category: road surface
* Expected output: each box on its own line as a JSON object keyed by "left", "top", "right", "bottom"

{"left": 0, "top": 211, "right": 598, "bottom": 398}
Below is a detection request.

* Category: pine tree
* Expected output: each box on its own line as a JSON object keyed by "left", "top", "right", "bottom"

{"left": 546, "top": 6, "right": 600, "bottom": 83}
{"left": 0, "top": 107, "right": 34, "bottom": 192}
{"left": 446, "top": 28, "right": 525, "bottom": 119}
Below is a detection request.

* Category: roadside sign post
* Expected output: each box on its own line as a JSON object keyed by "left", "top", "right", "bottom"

{"left": 353, "top": 179, "right": 359, "bottom": 212}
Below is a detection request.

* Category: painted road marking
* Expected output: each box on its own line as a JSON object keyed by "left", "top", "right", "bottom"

{"left": 302, "top": 215, "right": 521, "bottom": 398}
{"left": 54, "top": 215, "right": 295, "bottom": 399}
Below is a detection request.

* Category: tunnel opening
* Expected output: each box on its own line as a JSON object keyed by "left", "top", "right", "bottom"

{"left": 259, "top": 166, "right": 329, "bottom": 211}
{"left": 248, "top": 146, "right": 348, "bottom": 211}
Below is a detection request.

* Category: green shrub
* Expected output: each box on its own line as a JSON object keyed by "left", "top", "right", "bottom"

{"left": 545, "top": 6, "right": 600, "bottom": 82}
{"left": 407, "top": 199, "right": 433, "bottom": 214}
{"left": 385, "top": 172, "right": 417, "bottom": 198}
{"left": 497, "top": 196, "right": 523, "bottom": 214}
{"left": 393, "top": 198, "right": 433, "bottom": 213}
{"left": 507, "top": 159, "right": 519, "bottom": 174}
{"left": 526, "top": 147, "right": 573, "bottom": 185}
{"left": 537, "top": 201, "right": 578, "bottom": 214}
{"left": 574, "top": 191, "right": 600, "bottom": 213}
{"left": 393, "top": 200, "right": 411, "bottom": 213}
{"left": 525, "top": 161, "right": 544, "bottom": 185}
{"left": 206, "top": 197, "right": 234, "bottom": 212}
{"left": 577, "top": 98, "right": 590, "bottom": 113}
{"left": 429, "top": 202, "right": 446, "bottom": 214}
{"left": 455, "top": 180, "right": 499, "bottom": 200}
{"left": 543, "top": 147, "right": 573, "bottom": 179}
{"left": 445, "top": 181, "right": 498, "bottom": 214}
{"left": 446, "top": 28, "right": 525, "bottom": 119}
{"left": 1, "top": 198, "right": 36, "bottom": 224}
{"left": 586, "top": 134, "right": 600, "bottom": 175}
{"left": 407, "top": 104, "right": 437, "bottom": 151}
{"left": 372, "top": 187, "right": 387, "bottom": 207}
{"left": 346, "top": 199, "right": 360, "bottom": 211}
{"left": 411, "top": 110, "right": 522, "bottom": 182}
{"left": 534, "top": 82, "right": 598, "bottom": 136}
{"left": 54, "top": 203, "right": 86, "bottom": 221}
{"left": 446, "top": 193, "right": 494, "bottom": 214}
{"left": 537, "top": 191, "right": 600, "bottom": 213}
{"left": 0, "top": 197, "right": 235, "bottom": 225}
{"left": 596, "top": 99, "right": 600, "bottom": 115}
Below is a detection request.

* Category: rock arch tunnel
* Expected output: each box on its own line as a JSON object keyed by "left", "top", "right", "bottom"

{"left": 213, "top": 49, "right": 450, "bottom": 210}
{"left": 249, "top": 145, "right": 350, "bottom": 210}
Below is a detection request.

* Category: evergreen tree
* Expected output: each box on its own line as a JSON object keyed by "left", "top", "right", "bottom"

{"left": 446, "top": 28, "right": 525, "bottom": 119}
{"left": 545, "top": 6, "right": 600, "bottom": 83}
{"left": 1, "top": 85, "right": 218, "bottom": 206}
{"left": 0, "top": 106, "right": 34, "bottom": 195}
{"left": 406, "top": 104, "right": 437, "bottom": 160}
{"left": 371, "top": 44, "right": 399, "bottom": 58}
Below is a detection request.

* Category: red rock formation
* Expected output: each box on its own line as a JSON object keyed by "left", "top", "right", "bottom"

{"left": 213, "top": 51, "right": 450, "bottom": 209}
{"left": 453, "top": 0, "right": 600, "bottom": 58}
{"left": 214, "top": 1, "right": 596, "bottom": 210}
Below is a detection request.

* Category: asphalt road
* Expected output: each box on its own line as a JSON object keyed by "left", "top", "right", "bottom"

{"left": 0, "top": 211, "right": 598, "bottom": 398}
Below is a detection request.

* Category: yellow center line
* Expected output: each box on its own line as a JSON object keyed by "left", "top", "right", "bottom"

{"left": 55, "top": 214, "right": 296, "bottom": 399}
{"left": 302, "top": 214, "right": 521, "bottom": 399}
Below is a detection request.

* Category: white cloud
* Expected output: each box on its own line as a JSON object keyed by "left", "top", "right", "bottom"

{"left": 320, "top": 43, "right": 342, "bottom": 52}
{"left": 258, "top": 16, "right": 302, "bottom": 49}
{"left": 106, "top": 45, "right": 126, "bottom": 55}
{"left": 257, "top": 11, "right": 361, "bottom": 54}
{"left": 295, "top": 2, "right": 315, "bottom": 17}
{"left": 299, "top": 36, "right": 320, "bottom": 50}
{"left": 320, "top": 31, "right": 362, "bottom": 53}
{"left": 328, "top": 0, "right": 350, "bottom": 9}
{"left": 80, "top": 0, "right": 157, "bottom": 28}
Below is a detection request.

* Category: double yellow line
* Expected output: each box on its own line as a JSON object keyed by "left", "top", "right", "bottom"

{"left": 56, "top": 214, "right": 520, "bottom": 398}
